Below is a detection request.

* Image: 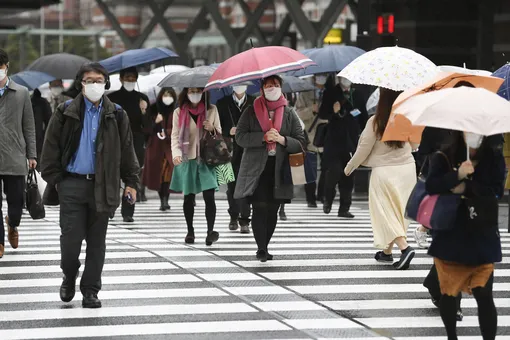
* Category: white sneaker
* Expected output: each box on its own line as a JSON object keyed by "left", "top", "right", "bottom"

{"left": 414, "top": 226, "right": 430, "bottom": 249}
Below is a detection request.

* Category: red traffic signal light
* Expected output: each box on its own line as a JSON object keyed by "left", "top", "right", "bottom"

{"left": 377, "top": 14, "right": 395, "bottom": 35}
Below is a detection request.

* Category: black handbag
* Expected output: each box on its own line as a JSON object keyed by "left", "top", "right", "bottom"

{"left": 26, "top": 169, "right": 45, "bottom": 220}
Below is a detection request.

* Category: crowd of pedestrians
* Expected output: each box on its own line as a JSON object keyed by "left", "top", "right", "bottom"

{"left": 0, "top": 45, "right": 508, "bottom": 340}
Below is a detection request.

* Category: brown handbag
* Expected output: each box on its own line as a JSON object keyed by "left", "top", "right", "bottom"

{"left": 288, "top": 152, "right": 305, "bottom": 167}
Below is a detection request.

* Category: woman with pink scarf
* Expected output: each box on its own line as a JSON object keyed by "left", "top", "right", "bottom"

{"left": 170, "top": 88, "right": 221, "bottom": 246}
{"left": 234, "top": 76, "right": 306, "bottom": 262}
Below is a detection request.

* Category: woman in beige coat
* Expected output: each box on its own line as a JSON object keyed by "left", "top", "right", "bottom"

{"left": 344, "top": 88, "right": 417, "bottom": 270}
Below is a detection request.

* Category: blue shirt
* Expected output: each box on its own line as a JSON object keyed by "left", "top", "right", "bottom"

{"left": 0, "top": 78, "right": 10, "bottom": 96}
{"left": 66, "top": 97, "right": 102, "bottom": 174}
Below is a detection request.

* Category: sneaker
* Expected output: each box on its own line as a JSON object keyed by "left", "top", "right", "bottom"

{"left": 414, "top": 226, "right": 430, "bottom": 249}
{"left": 375, "top": 251, "right": 393, "bottom": 263}
{"left": 393, "top": 246, "right": 416, "bottom": 270}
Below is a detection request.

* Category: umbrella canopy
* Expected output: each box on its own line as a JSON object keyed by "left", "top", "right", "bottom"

{"left": 366, "top": 88, "right": 379, "bottom": 115}
{"left": 492, "top": 63, "right": 510, "bottom": 101}
{"left": 205, "top": 46, "right": 315, "bottom": 90}
{"left": 100, "top": 48, "right": 178, "bottom": 73}
{"left": 25, "top": 53, "right": 90, "bottom": 80}
{"left": 280, "top": 75, "right": 314, "bottom": 93}
{"left": 288, "top": 45, "right": 365, "bottom": 77}
{"left": 150, "top": 65, "right": 190, "bottom": 75}
{"left": 394, "top": 87, "right": 510, "bottom": 136}
{"left": 158, "top": 65, "right": 218, "bottom": 89}
{"left": 338, "top": 46, "right": 437, "bottom": 91}
{"left": 10, "top": 71, "right": 55, "bottom": 91}
{"left": 382, "top": 69, "right": 505, "bottom": 143}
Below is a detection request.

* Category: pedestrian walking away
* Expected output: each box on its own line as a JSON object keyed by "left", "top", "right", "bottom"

{"left": 142, "top": 87, "right": 177, "bottom": 211}
{"left": 40, "top": 62, "right": 140, "bottom": 309}
{"left": 344, "top": 87, "right": 417, "bottom": 270}
{"left": 234, "top": 75, "right": 306, "bottom": 262}
{"left": 108, "top": 67, "right": 151, "bottom": 222}
{"left": 170, "top": 87, "right": 221, "bottom": 246}
{"left": 216, "top": 84, "right": 254, "bottom": 233}
{"left": 0, "top": 49, "right": 38, "bottom": 258}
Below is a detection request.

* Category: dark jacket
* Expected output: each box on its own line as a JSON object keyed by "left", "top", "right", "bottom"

{"left": 216, "top": 94, "right": 255, "bottom": 173}
{"left": 31, "top": 89, "right": 52, "bottom": 157}
{"left": 40, "top": 93, "right": 140, "bottom": 213}
{"left": 416, "top": 127, "right": 453, "bottom": 175}
{"left": 426, "top": 140, "right": 505, "bottom": 265}
{"left": 319, "top": 84, "right": 362, "bottom": 167}
{"left": 234, "top": 104, "right": 306, "bottom": 200}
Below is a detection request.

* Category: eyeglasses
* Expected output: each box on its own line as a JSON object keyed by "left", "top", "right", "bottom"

{"left": 82, "top": 79, "right": 106, "bottom": 85}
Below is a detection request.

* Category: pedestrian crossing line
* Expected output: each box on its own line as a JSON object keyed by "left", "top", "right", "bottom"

{"left": 2, "top": 198, "right": 509, "bottom": 339}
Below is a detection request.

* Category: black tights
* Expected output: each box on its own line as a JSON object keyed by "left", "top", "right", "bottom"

{"left": 158, "top": 182, "right": 170, "bottom": 199}
{"left": 183, "top": 189, "right": 216, "bottom": 234}
{"left": 252, "top": 202, "right": 280, "bottom": 251}
{"left": 440, "top": 274, "right": 497, "bottom": 340}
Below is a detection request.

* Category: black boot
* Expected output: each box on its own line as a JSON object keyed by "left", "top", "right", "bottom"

{"left": 160, "top": 195, "right": 170, "bottom": 211}
{"left": 138, "top": 185, "right": 147, "bottom": 202}
{"left": 279, "top": 204, "right": 287, "bottom": 221}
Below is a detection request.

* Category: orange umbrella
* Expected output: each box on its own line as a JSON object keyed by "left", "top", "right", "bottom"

{"left": 382, "top": 72, "right": 504, "bottom": 143}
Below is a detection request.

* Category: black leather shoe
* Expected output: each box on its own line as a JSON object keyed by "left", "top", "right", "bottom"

{"left": 338, "top": 211, "right": 355, "bottom": 218}
{"left": 82, "top": 292, "right": 102, "bottom": 308}
{"left": 323, "top": 204, "right": 332, "bottom": 214}
{"left": 206, "top": 231, "right": 219, "bottom": 246}
{"left": 256, "top": 249, "right": 268, "bottom": 262}
{"left": 60, "top": 273, "right": 78, "bottom": 303}
{"left": 123, "top": 216, "right": 134, "bottom": 223}
{"left": 307, "top": 201, "right": 318, "bottom": 208}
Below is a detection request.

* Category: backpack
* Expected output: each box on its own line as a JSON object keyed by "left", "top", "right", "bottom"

{"left": 62, "top": 99, "right": 124, "bottom": 129}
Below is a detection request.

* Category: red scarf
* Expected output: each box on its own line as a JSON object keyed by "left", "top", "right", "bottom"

{"left": 254, "top": 95, "right": 287, "bottom": 153}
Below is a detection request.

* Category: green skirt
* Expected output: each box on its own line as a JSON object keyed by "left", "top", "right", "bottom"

{"left": 170, "top": 159, "right": 219, "bottom": 195}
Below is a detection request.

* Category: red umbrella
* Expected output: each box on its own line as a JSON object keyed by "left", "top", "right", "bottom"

{"left": 204, "top": 46, "right": 315, "bottom": 90}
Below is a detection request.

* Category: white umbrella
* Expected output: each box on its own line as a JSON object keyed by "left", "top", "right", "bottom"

{"left": 437, "top": 65, "right": 492, "bottom": 77}
{"left": 150, "top": 65, "right": 190, "bottom": 75}
{"left": 394, "top": 87, "right": 510, "bottom": 136}
{"left": 337, "top": 46, "right": 438, "bottom": 91}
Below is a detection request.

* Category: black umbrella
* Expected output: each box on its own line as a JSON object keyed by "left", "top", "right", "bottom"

{"left": 158, "top": 65, "right": 218, "bottom": 89}
{"left": 25, "top": 53, "right": 91, "bottom": 80}
{"left": 281, "top": 75, "right": 315, "bottom": 93}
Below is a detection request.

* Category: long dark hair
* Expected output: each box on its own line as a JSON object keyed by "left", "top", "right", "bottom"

{"left": 440, "top": 130, "right": 495, "bottom": 167}
{"left": 178, "top": 87, "right": 210, "bottom": 108}
{"left": 156, "top": 87, "right": 177, "bottom": 116}
{"left": 373, "top": 88, "right": 404, "bottom": 149}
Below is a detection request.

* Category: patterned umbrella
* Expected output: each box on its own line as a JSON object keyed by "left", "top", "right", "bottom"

{"left": 492, "top": 63, "right": 510, "bottom": 100}
{"left": 205, "top": 46, "right": 315, "bottom": 90}
{"left": 337, "top": 46, "right": 438, "bottom": 91}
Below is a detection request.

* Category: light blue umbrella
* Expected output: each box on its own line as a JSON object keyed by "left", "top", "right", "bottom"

{"left": 100, "top": 48, "right": 178, "bottom": 73}
{"left": 492, "top": 63, "right": 510, "bottom": 100}
{"left": 10, "top": 71, "right": 55, "bottom": 91}
{"left": 288, "top": 45, "right": 365, "bottom": 77}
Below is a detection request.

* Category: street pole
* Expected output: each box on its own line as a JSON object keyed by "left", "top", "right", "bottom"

{"left": 59, "top": 3, "right": 64, "bottom": 52}
{"left": 40, "top": 7, "right": 45, "bottom": 56}
{"left": 356, "top": 0, "right": 372, "bottom": 51}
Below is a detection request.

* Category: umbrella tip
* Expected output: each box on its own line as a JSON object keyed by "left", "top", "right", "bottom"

{"left": 250, "top": 39, "right": 254, "bottom": 48}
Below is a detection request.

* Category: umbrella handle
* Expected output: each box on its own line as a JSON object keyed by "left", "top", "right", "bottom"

{"left": 157, "top": 130, "right": 166, "bottom": 140}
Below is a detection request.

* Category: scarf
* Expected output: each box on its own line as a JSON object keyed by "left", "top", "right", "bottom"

{"left": 254, "top": 95, "right": 287, "bottom": 153}
{"left": 178, "top": 101, "right": 206, "bottom": 160}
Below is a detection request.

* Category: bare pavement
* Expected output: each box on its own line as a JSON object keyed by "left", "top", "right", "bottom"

{"left": 0, "top": 194, "right": 509, "bottom": 340}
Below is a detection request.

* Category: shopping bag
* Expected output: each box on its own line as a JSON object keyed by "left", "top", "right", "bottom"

{"left": 34, "top": 170, "right": 46, "bottom": 197}
{"left": 26, "top": 169, "right": 45, "bottom": 220}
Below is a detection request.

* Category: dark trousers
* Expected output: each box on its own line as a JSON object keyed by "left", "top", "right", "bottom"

{"left": 252, "top": 202, "right": 280, "bottom": 251}
{"left": 0, "top": 175, "right": 24, "bottom": 245}
{"left": 227, "top": 180, "right": 251, "bottom": 221}
{"left": 324, "top": 160, "right": 354, "bottom": 212}
{"left": 184, "top": 189, "right": 216, "bottom": 234}
{"left": 59, "top": 177, "right": 109, "bottom": 294}
{"left": 121, "top": 174, "right": 141, "bottom": 218}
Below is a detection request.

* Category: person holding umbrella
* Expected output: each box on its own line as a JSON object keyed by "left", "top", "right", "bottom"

{"left": 216, "top": 84, "right": 254, "bottom": 233}
{"left": 48, "top": 79, "right": 72, "bottom": 113}
{"left": 170, "top": 87, "right": 221, "bottom": 246}
{"left": 108, "top": 67, "right": 151, "bottom": 222}
{"left": 142, "top": 87, "right": 178, "bottom": 211}
{"left": 234, "top": 75, "right": 306, "bottom": 262}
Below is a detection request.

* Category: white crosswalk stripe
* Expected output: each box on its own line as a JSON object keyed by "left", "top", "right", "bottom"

{"left": 0, "top": 198, "right": 508, "bottom": 339}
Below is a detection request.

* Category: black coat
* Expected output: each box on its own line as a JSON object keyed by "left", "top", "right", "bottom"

{"left": 416, "top": 127, "right": 453, "bottom": 175}
{"left": 426, "top": 140, "right": 505, "bottom": 266}
{"left": 318, "top": 84, "right": 363, "bottom": 168}
{"left": 31, "top": 89, "right": 52, "bottom": 157}
{"left": 216, "top": 94, "right": 255, "bottom": 172}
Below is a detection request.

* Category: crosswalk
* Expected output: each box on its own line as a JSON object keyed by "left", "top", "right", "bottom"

{"left": 1, "top": 196, "right": 509, "bottom": 339}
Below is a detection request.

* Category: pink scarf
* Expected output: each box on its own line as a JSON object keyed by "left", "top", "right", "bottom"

{"left": 254, "top": 95, "right": 287, "bottom": 153}
{"left": 178, "top": 102, "right": 206, "bottom": 160}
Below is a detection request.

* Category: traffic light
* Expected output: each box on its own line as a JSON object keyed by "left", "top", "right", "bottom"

{"left": 377, "top": 14, "right": 395, "bottom": 35}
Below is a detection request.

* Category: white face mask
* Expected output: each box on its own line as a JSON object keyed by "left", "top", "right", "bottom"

{"left": 83, "top": 83, "right": 106, "bottom": 103}
{"left": 263, "top": 86, "right": 282, "bottom": 102}
{"left": 340, "top": 77, "right": 352, "bottom": 90}
{"left": 162, "top": 96, "right": 174, "bottom": 106}
{"left": 123, "top": 82, "right": 136, "bottom": 92}
{"left": 315, "top": 75, "right": 327, "bottom": 86}
{"left": 50, "top": 87, "right": 63, "bottom": 96}
{"left": 465, "top": 132, "right": 483, "bottom": 149}
{"left": 188, "top": 92, "right": 202, "bottom": 104}
{"left": 0, "top": 69, "right": 7, "bottom": 82}
{"left": 233, "top": 85, "right": 247, "bottom": 95}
